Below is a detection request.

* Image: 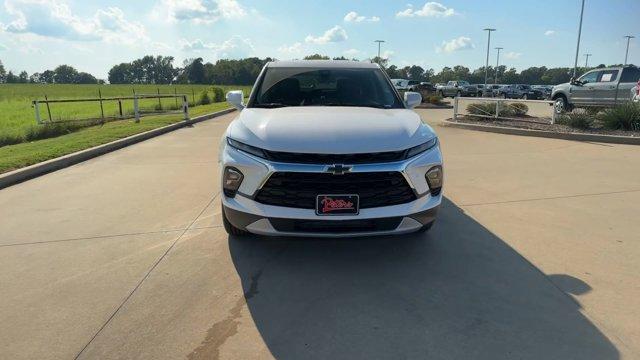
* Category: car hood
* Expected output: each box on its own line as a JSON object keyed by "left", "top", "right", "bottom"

{"left": 226, "top": 106, "right": 436, "bottom": 154}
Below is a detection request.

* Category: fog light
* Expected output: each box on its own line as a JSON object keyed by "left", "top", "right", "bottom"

{"left": 223, "top": 167, "right": 244, "bottom": 197}
{"left": 425, "top": 166, "right": 443, "bottom": 196}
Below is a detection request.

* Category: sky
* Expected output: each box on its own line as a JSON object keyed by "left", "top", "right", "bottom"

{"left": 0, "top": 0, "right": 638, "bottom": 79}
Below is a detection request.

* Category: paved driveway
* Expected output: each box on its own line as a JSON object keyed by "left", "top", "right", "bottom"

{"left": 0, "top": 109, "right": 638, "bottom": 359}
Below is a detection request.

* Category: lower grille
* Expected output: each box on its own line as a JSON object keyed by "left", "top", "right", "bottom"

{"left": 254, "top": 171, "right": 416, "bottom": 209}
{"left": 270, "top": 217, "right": 403, "bottom": 233}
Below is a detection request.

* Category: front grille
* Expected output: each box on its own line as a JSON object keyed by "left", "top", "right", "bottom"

{"left": 270, "top": 217, "right": 403, "bottom": 233}
{"left": 254, "top": 171, "right": 416, "bottom": 209}
{"left": 263, "top": 149, "right": 407, "bottom": 164}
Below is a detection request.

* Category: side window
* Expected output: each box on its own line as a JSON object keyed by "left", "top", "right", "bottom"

{"left": 620, "top": 68, "right": 640, "bottom": 83}
{"left": 598, "top": 70, "right": 618, "bottom": 83}
{"left": 579, "top": 71, "right": 600, "bottom": 84}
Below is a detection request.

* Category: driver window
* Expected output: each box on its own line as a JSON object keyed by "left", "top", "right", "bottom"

{"left": 579, "top": 71, "right": 600, "bottom": 84}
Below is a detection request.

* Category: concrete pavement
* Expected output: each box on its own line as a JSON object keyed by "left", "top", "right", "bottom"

{"left": 0, "top": 108, "right": 638, "bottom": 359}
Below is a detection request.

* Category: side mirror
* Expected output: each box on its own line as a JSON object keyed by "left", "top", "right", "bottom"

{"left": 226, "top": 90, "right": 245, "bottom": 110}
{"left": 404, "top": 91, "right": 422, "bottom": 109}
{"left": 570, "top": 78, "right": 582, "bottom": 86}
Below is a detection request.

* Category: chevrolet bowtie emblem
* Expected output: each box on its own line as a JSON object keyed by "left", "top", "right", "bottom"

{"left": 326, "top": 164, "right": 352, "bottom": 175}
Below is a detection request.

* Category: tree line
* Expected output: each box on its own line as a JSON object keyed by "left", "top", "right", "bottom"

{"left": 0, "top": 56, "right": 634, "bottom": 86}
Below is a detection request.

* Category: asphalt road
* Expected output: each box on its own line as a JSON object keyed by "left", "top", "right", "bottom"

{"left": 1, "top": 108, "right": 638, "bottom": 359}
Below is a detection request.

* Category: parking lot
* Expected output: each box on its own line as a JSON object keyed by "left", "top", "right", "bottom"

{"left": 1, "top": 108, "right": 639, "bottom": 359}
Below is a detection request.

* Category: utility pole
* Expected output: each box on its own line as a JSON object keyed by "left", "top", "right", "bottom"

{"left": 624, "top": 35, "right": 635, "bottom": 65}
{"left": 374, "top": 40, "right": 385, "bottom": 59}
{"left": 494, "top": 47, "right": 503, "bottom": 84}
{"left": 572, "top": 0, "right": 586, "bottom": 78}
{"left": 584, "top": 53, "right": 592, "bottom": 68}
{"left": 483, "top": 28, "right": 496, "bottom": 88}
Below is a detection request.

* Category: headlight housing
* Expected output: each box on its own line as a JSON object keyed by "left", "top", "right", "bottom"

{"left": 405, "top": 137, "right": 438, "bottom": 159}
{"left": 223, "top": 167, "right": 244, "bottom": 197}
{"left": 425, "top": 165, "right": 443, "bottom": 196}
{"left": 227, "top": 137, "right": 266, "bottom": 158}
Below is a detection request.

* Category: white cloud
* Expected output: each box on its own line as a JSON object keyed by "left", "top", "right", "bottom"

{"left": 344, "top": 11, "right": 380, "bottom": 23}
{"left": 436, "top": 36, "right": 474, "bottom": 53}
{"left": 278, "top": 42, "right": 303, "bottom": 55}
{"left": 504, "top": 51, "right": 521, "bottom": 60}
{"left": 0, "top": 43, "right": 8, "bottom": 51}
{"left": 382, "top": 50, "right": 394, "bottom": 59}
{"left": 343, "top": 48, "right": 361, "bottom": 57}
{"left": 180, "top": 35, "right": 255, "bottom": 59}
{"left": 155, "top": 0, "right": 246, "bottom": 24}
{"left": 305, "top": 25, "right": 348, "bottom": 44}
{"left": 2, "top": 0, "right": 146, "bottom": 44}
{"left": 544, "top": 30, "right": 555, "bottom": 36}
{"left": 396, "top": 2, "right": 455, "bottom": 18}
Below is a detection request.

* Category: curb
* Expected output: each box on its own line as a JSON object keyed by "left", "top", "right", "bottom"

{"left": 0, "top": 108, "right": 237, "bottom": 190}
{"left": 442, "top": 119, "right": 640, "bottom": 145}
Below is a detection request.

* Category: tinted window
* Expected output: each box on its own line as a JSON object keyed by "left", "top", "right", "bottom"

{"left": 598, "top": 70, "right": 618, "bottom": 83}
{"left": 579, "top": 71, "right": 600, "bottom": 84}
{"left": 251, "top": 68, "right": 403, "bottom": 109}
{"left": 620, "top": 67, "right": 640, "bottom": 82}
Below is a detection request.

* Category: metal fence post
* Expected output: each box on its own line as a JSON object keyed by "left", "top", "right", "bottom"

{"left": 44, "top": 95, "right": 52, "bottom": 122}
{"left": 495, "top": 100, "right": 500, "bottom": 119}
{"left": 98, "top": 89, "right": 104, "bottom": 121}
{"left": 453, "top": 96, "right": 459, "bottom": 120}
{"left": 551, "top": 101, "right": 556, "bottom": 124}
{"left": 134, "top": 95, "right": 140, "bottom": 123}
{"left": 34, "top": 101, "right": 41, "bottom": 124}
{"left": 183, "top": 95, "right": 189, "bottom": 120}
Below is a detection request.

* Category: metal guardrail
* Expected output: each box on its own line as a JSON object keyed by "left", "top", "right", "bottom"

{"left": 453, "top": 96, "right": 557, "bottom": 124}
{"left": 31, "top": 93, "right": 190, "bottom": 125}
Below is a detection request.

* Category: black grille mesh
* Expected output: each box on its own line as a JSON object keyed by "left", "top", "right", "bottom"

{"left": 254, "top": 171, "right": 416, "bottom": 209}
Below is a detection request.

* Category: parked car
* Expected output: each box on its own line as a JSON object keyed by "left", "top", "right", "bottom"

{"left": 551, "top": 65, "right": 640, "bottom": 114}
{"left": 437, "top": 80, "right": 478, "bottom": 97}
{"left": 473, "top": 84, "right": 485, "bottom": 97}
{"left": 486, "top": 84, "right": 504, "bottom": 97}
{"left": 532, "top": 85, "right": 553, "bottom": 99}
{"left": 497, "top": 84, "right": 544, "bottom": 99}
{"left": 392, "top": 79, "right": 421, "bottom": 91}
{"left": 221, "top": 60, "right": 443, "bottom": 237}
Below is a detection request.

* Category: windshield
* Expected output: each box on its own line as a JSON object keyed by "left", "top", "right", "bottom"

{"left": 249, "top": 67, "right": 404, "bottom": 109}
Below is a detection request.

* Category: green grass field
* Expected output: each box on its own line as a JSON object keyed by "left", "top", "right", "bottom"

{"left": 0, "top": 83, "right": 252, "bottom": 174}
{"left": 0, "top": 84, "right": 252, "bottom": 140}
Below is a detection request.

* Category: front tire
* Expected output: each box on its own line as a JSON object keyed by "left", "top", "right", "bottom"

{"left": 222, "top": 205, "right": 250, "bottom": 236}
{"left": 553, "top": 96, "right": 570, "bottom": 115}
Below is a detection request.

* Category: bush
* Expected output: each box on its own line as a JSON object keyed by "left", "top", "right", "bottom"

{"left": 198, "top": 90, "right": 211, "bottom": 105}
{"left": 467, "top": 102, "right": 496, "bottom": 117}
{"left": 556, "top": 110, "right": 594, "bottom": 129}
{"left": 509, "top": 102, "right": 529, "bottom": 116}
{"left": 427, "top": 95, "right": 444, "bottom": 105}
{"left": 211, "top": 87, "right": 225, "bottom": 102}
{"left": 598, "top": 102, "right": 640, "bottom": 131}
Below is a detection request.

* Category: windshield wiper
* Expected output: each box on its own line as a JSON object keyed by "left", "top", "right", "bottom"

{"left": 321, "top": 102, "right": 391, "bottom": 109}
{"left": 253, "top": 103, "right": 290, "bottom": 108}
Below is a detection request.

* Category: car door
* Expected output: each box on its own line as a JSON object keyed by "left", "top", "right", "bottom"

{"left": 590, "top": 69, "right": 619, "bottom": 105}
{"left": 572, "top": 70, "right": 600, "bottom": 105}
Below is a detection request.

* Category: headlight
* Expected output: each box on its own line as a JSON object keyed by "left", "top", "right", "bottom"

{"left": 223, "top": 167, "right": 244, "bottom": 197}
{"left": 425, "top": 166, "right": 443, "bottom": 196}
{"left": 227, "top": 137, "right": 266, "bottom": 158}
{"left": 405, "top": 137, "right": 438, "bottom": 159}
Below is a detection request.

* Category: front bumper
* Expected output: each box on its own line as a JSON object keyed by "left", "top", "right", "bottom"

{"left": 219, "top": 140, "right": 443, "bottom": 237}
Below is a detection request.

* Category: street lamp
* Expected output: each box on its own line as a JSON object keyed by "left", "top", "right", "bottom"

{"left": 624, "top": 35, "right": 635, "bottom": 65}
{"left": 494, "top": 47, "right": 503, "bottom": 84}
{"left": 572, "top": 0, "right": 586, "bottom": 78}
{"left": 483, "top": 28, "right": 496, "bottom": 87}
{"left": 374, "top": 40, "right": 385, "bottom": 59}
{"left": 584, "top": 53, "right": 592, "bottom": 68}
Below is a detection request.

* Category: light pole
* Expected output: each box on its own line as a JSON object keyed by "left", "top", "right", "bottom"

{"left": 624, "top": 35, "right": 635, "bottom": 65}
{"left": 572, "top": 0, "right": 586, "bottom": 78}
{"left": 494, "top": 47, "right": 503, "bottom": 84}
{"left": 584, "top": 53, "right": 592, "bottom": 68}
{"left": 374, "top": 40, "right": 385, "bottom": 59}
{"left": 483, "top": 28, "right": 496, "bottom": 87}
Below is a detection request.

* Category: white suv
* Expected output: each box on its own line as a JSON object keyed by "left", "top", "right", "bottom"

{"left": 220, "top": 60, "right": 443, "bottom": 237}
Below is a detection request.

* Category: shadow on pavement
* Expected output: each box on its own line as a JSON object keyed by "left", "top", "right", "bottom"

{"left": 228, "top": 198, "right": 619, "bottom": 359}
